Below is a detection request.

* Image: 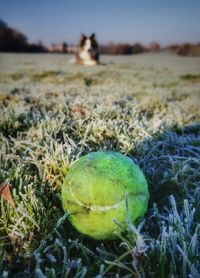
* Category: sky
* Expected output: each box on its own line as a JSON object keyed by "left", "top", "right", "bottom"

{"left": 1, "top": 0, "right": 200, "bottom": 46}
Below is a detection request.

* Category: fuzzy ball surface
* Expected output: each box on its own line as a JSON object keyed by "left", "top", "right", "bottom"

{"left": 62, "top": 151, "right": 149, "bottom": 240}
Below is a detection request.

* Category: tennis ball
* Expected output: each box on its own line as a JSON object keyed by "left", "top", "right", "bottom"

{"left": 62, "top": 151, "right": 149, "bottom": 240}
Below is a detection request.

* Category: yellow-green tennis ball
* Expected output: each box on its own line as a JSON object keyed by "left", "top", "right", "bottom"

{"left": 62, "top": 151, "right": 149, "bottom": 240}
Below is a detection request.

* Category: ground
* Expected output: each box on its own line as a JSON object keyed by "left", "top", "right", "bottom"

{"left": 0, "top": 53, "right": 200, "bottom": 277}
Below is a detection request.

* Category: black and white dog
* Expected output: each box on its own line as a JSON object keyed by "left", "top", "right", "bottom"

{"left": 75, "top": 33, "right": 100, "bottom": 66}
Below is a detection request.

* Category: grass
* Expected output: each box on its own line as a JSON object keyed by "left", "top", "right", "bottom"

{"left": 0, "top": 52, "right": 200, "bottom": 277}
{"left": 181, "top": 73, "right": 200, "bottom": 83}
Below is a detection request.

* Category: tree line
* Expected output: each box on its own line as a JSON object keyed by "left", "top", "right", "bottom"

{"left": 1, "top": 19, "right": 199, "bottom": 56}
{"left": 0, "top": 20, "right": 47, "bottom": 53}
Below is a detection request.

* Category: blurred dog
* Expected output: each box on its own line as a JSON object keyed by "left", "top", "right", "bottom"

{"left": 76, "top": 33, "right": 99, "bottom": 66}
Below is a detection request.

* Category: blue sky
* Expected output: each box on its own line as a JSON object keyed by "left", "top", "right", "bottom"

{"left": 1, "top": 0, "right": 200, "bottom": 46}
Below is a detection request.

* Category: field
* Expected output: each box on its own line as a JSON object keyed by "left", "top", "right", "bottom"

{"left": 0, "top": 53, "right": 200, "bottom": 277}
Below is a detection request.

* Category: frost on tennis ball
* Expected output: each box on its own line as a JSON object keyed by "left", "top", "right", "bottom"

{"left": 62, "top": 151, "right": 149, "bottom": 240}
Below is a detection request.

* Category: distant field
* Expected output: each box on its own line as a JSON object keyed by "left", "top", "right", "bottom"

{"left": 0, "top": 53, "right": 200, "bottom": 277}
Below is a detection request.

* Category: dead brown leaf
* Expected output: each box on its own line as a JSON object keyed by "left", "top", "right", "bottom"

{"left": 0, "top": 181, "right": 15, "bottom": 208}
{"left": 71, "top": 104, "right": 86, "bottom": 117}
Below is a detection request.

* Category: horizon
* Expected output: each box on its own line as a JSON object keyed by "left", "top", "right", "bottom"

{"left": 1, "top": 0, "right": 200, "bottom": 47}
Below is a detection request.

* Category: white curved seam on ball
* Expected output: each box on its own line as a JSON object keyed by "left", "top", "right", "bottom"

{"left": 68, "top": 182, "right": 146, "bottom": 212}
